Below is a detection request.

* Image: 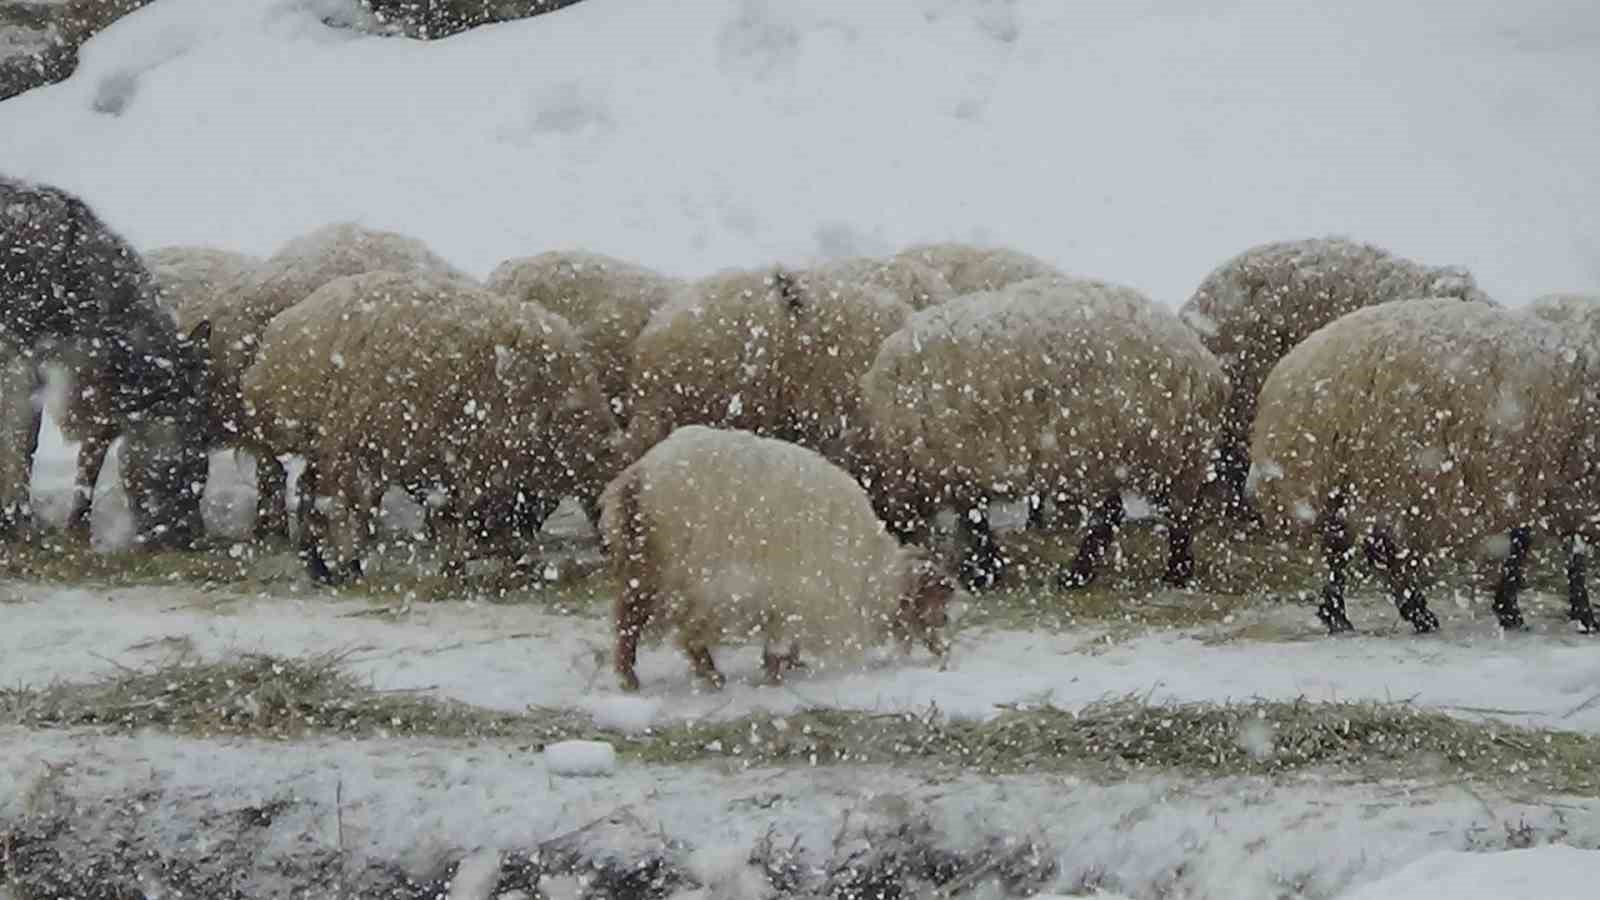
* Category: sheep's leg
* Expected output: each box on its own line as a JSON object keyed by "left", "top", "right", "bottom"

{"left": 1317, "top": 500, "right": 1355, "bottom": 634}
{"left": 957, "top": 501, "right": 1006, "bottom": 591}
{"left": 254, "top": 452, "right": 290, "bottom": 542}
{"left": 761, "top": 642, "right": 806, "bottom": 686}
{"left": 295, "top": 463, "right": 343, "bottom": 585}
{"left": 1026, "top": 494, "right": 1048, "bottom": 531}
{"left": 1567, "top": 535, "right": 1597, "bottom": 634}
{"left": 685, "top": 645, "right": 726, "bottom": 690}
{"left": 1364, "top": 530, "right": 1439, "bottom": 633}
{"left": 435, "top": 504, "right": 468, "bottom": 579}
{"left": 1215, "top": 441, "right": 1257, "bottom": 523}
{"left": 0, "top": 352, "right": 39, "bottom": 540}
{"left": 1490, "top": 526, "right": 1530, "bottom": 630}
{"left": 1163, "top": 504, "right": 1196, "bottom": 587}
{"left": 66, "top": 427, "right": 114, "bottom": 542}
{"left": 1060, "top": 493, "right": 1125, "bottom": 589}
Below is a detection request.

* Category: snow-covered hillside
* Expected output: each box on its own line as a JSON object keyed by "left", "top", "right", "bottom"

{"left": 1, "top": 0, "right": 1597, "bottom": 304}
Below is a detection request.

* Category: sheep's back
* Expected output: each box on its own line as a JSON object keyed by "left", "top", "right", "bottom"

{"left": 1180, "top": 237, "right": 1488, "bottom": 438}
{"left": 862, "top": 276, "right": 1228, "bottom": 503}
{"left": 893, "top": 243, "right": 1061, "bottom": 297}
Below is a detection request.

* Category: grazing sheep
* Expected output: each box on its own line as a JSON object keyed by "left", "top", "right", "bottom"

{"left": 1249, "top": 299, "right": 1584, "bottom": 634}
{"left": 1524, "top": 292, "right": 1600, "bottom": 633}
{"left": 1, "top": 175, "right": 211, "bottom": 547}
{"left": 623, "top": 266, "right": 910, "bottom": 466}
{"left": 208, "top": 222, "right": 468, "bottom": 537}
{"left": 809, "top": 254, "right": 957, "bottom": 310}
{"left": 861, "top": 276, "right": 1229, "bottom": 590}
{"left": 599, "top": 425, "right": 954, "bottom": 692}
{"left": 485, "top": 251, "right": 678, "bottom": 426}
{"left": 1180, "top": 237, "right": 1490, "bottom": 519}
{"left": 241, "top": 271, "right": 616, "bottom": 583}
{"left": 893, "top": 242, "right": 1061, "bottom": 296}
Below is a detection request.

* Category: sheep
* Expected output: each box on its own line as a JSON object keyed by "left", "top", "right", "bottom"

{"left": 1179, "top": 237, "right": 1491, "bottom": 520}
{"left": 1248, "top": 298, "right": 1584, "bottom": 635}
{"left": 893, "top": 242, "right": 1062, "bottom": 296}
{"left": 809, "top": 254, "right": 957, "bottom": 310}
{"left": 485, "top": 250, "right": 678, "bottom": 427}
{"left": 1, "top": 175, "right": 212, "bottom": 548}
{"left": 213, "top": 222, "right": 469, "bottom": 537}
{"left": 622, "top": 265, "right": 910, "bottom": 467}
{"left": 860, "top": 275, "right": 1229, "bottom": 590}
{"left": 240, "top": 270, "right": 617, "bottom": 583}
{"left": 1523, "top": 292, "right": 1600, "bottom": 633}
{"left": 599, "top": 425, "right": 955, "bottom": 692}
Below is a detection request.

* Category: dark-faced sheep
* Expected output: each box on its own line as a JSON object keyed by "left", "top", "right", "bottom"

{"left": 1249, "top": 299, "right": 1585, "bottom": 634}
{"left": 860, "top": 276, "right": 1229, "bottom": 590}
{"left": 241, "top": 271, "right": 616, "bottom": 583}
{"left": 1, "top": 175, "right": 211, "bottom": 548}
{"left": 1181, "top": 237, "right": 1491, "bottom": 521}
{"left": 599, "top": 425, "right": 954, "bottom": 692}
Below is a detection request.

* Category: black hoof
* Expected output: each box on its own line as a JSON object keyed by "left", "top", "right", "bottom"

{"left": 1404, "top": 605, "right": 1440, "bottom": 634}
{"left": 960, "top": 557, "right": 1006, "bottom": 592}
{"left": 1571, "top": 611, "right": 1598, "bottom": 635}
{"left": 1318, "top": 607, "right": 1354, "bottom": 635}
{"left": 302, "top": 550, "right": 360, "bottom": 586}
{"left": 1496, "top": 612, "right": 1527, "bottom": 631}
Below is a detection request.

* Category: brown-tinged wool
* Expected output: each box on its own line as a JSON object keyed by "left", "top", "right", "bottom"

{"left": 485, "top": 250, "right": 678, "bottom": 425}
{"left": 241, "top": 271, "right": 616, "bottom": 565}
{"left": 1249, "top": 299, "right": 1577, "bottom": 563}
{"left": 893, "top": 242, "right": 1061, "bottom": 296}
{"left": 808, "top": 254, "right": 957, "bottom": 310}
{"left": 216, "top": 223, "right": 469, "bottom": 433}
{"left": 1179, "top": 237, "right": 1491, "bottom": 446}
{"left": 622, "top": 266, "right": 910, "bottom": 465}
{"left": 861, "top": 276, "right": 1228, "bottom": 514}
{"left": 1524, "top": 293, "right": 1600, "bottom": 538}
{"left": 599, "top": 425, "right": 949, "bottom": 674}
{"left": 143, "top": 246, "right": 261, "bottom": 442}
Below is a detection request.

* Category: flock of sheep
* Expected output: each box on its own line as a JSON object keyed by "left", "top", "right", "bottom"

{"left": 3, "top": 174, "right": 1598, "bottom": 691}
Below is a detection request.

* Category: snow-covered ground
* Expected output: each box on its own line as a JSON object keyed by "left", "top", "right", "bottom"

{"left": 5, "top": 579, "right": 1600, "bottom": 737}
{"left": 4, "top": 724, "right": 1599, "bottom": 900}
{"left": 1, "top": 0, "right": 1597, "bottom": 305}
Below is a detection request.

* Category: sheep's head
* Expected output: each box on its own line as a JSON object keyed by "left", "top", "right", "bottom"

{"left": 896, "top": 551, "right": 955, "bottom": 657}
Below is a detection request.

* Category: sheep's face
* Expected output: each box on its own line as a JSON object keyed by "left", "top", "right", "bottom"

{"left": 898, "top": 555, "right": 955, "bottom": 656}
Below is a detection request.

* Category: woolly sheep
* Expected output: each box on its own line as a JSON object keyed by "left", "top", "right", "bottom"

{"left": 1249, "top": 299, "right": 1586, "bottom": 634}
{"left": 1, "top": 175, "right": 211, "bottom": 547}
{"left": 860, "top": 276, "right": 1229, "bottom": 590}
{"left": 485, "top": 250, "right": 678, "bottom": 426}
{"left": 1180, "top": 237, "right": 1491, "bottom": 519}
{"left": 622, "top": 265, "right": 910, "bottom": 466}
{"left": 893, "top": 242, "right": 1061, "bottom": 296}
{"left": 1524, "top": 292, "right": 1600, "bottom": 633}
{"left": 241, "top": 270, "right": 616, "bottom": 582}
{"left": 809, "top": 254, "right": 957, "bottom": 310}
{"left": 599, "top": 425, "right": 954, "bottom": 692}
{"left": 207, "top": 223, "right": 468, "bottom": 536}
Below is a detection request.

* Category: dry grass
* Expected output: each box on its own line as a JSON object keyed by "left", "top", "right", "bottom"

{"left": 6, "top": 655, "right": 1596, "bottom": 793}
{"left": 0, "top": 651, "right": 592, "bottom": 743}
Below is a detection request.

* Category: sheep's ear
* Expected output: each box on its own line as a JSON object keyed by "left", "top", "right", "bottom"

{"left": 186, "top": 320, "right": 212, "bottom": 352}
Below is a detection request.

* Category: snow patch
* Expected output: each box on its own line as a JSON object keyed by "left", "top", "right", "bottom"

{"left": 544, "top": 740, "right": 617, "bottom": 777}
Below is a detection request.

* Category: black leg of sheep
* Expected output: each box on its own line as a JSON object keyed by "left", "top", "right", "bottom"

{"left": 1164, "top": 510, "right": 1196, "bottom": 587}
{"left": 1316, "top": 501, "right": 1355, "bottom": 634}
{"left": 1059, "top": 493, "right": 1124, "bottom": 589}
{"left": 294, "top": 464, "right": 361, "bottom": 586}
{"left": 1567, "top": 535, "right": 1597, "bottom": 634}
{"left": 958, "top": 504, "right": 1007, "bottom": 591}
{"left": 1491, "top": 526, "right": 1531, "bottom": 630}
{"left": 1363, "top": 530, "right": 1439, "bottom": 633}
